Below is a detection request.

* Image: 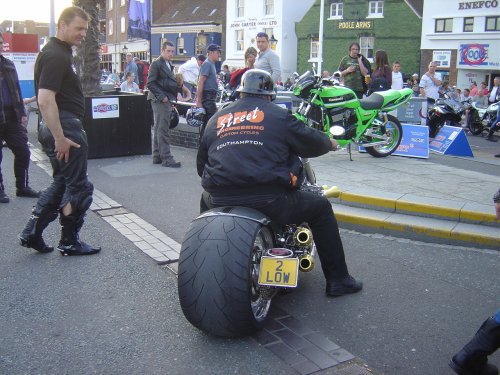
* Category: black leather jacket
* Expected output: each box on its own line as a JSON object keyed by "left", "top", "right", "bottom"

{"left": 146, "top": 56, "right": 177, "bottom": 102}
{"left": 197, "top": 96, "right": 332, "bottom": 195}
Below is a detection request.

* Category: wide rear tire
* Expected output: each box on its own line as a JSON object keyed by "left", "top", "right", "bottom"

{"left": 178, "top": 213, "right": 275, "bottom": 338}
{"left": 365, "top": 114, "right": 403, "bottom": 157}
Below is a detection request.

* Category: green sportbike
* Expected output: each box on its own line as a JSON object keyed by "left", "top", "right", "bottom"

{"left": 292, "top": 70, "right": 414, "bottom": 157}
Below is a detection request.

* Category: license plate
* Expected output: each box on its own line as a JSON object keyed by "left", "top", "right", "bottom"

{"left": 258, "top": 256, "right": 299, "bottom": 287}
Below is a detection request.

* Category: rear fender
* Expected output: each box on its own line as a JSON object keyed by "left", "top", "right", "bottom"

{"left": 196, "top": 206, "right": 272, "bottom": 226}
{"left": 379, "top": 88, "right": 413, "bottom": 111}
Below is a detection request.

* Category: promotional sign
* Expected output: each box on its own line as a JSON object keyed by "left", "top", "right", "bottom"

{"left": 128, "top": 0, "right": 151, "bottom": 40}
{"left": 458, "top": 43, "right": 500, "bottom": 70}
{"left": 392, "top": 124, "right": 429, "bottom": 159}
{"left": 91, "top": 97, "right": 120, "bottom": 119}
{"left": 433, "top": 50, "right": 451, "bottom": 68}
{"left": 429, "top": 126, "right": 474, "bottom": 157}
{"left": 395, "top": 97, "right": 427, "bottom": 125}
{"left": 359, "top": 123, "right": 429, "bottom": 159}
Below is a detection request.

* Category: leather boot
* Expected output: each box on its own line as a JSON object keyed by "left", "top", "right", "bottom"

{"left": 58, "top": 214, "right": 101, "bottom": 256}
{"left": 449, "top": 317, "right": 500, "bottom": 375}
{"left": 19, "top": 209, "right": 58, "bottom": 253}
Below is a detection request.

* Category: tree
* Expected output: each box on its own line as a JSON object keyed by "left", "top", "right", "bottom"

{"left": 73, "top": 0, "right": 105, "bottom": 96}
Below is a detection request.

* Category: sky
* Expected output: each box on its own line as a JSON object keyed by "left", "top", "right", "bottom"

{"left": 1, "top": 0, "right": 74, "bottom": 23}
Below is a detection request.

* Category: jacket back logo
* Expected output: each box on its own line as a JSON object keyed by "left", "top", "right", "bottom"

{"left": 216, "top": 107, "right": 265, "bottom": 136}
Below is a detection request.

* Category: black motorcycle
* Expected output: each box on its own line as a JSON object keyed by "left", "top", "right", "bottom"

{"left": 427, "top": 92, "right": 466, "bottom": 138}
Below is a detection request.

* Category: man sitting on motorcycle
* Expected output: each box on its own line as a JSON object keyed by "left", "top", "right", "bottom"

{"left": 196, "top": 69, "right": 363, "bottom": 297}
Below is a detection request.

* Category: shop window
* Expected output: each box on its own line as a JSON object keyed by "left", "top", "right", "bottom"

{"left": 368, "top": 1, "right": 383, "bottom": 17}
{"left": 463, "top": 17, "right": 474, "bottom": 32}
{"left": 177, "top": 37, "right": 185, "bottom": 55}
{"left": 329, "top": 1, "right": 343, "bottom": 18}
{"left": 196, "top": 34, "right": 207, "bottom": 55}
{"left": 360, "top": 36, "right": 374, "bottom": 61}
{"left": 310, "top": 37, "right": 319, "bottom": 60}
{"left": 236, "top": 0, "right": 244, "bottom": 18}
{"left": 485, "top": 16, "right": 500, "bottom": 31}
{"left": 264, "top": 0, "right": 274, "bottom": 16}
{"left": 236, "top": 30, "right": 244, "bottom": 52}
{"left": 435, "top": 18, "right": 453, "bottom": 33}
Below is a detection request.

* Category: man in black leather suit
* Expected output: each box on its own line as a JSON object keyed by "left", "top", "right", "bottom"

{"left": 197, "top": 69, "right": 363, "bottom": 297}
{"left": 18, "top": 6, "right": 100, "bottom": 256}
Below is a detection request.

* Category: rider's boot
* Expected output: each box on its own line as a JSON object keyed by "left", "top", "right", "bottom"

{"left": 58, "top": 214, "right": 101, "bottom": 256}
{"left": 449, "top": 317, "right": 500, "bottom": 375}
{"left": 19, "top": 208, "right": 58, "bottom": 253}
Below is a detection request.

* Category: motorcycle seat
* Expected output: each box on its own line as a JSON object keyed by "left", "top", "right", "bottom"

{"left": 359, "top": 93, "right": 385, "bottom": 110}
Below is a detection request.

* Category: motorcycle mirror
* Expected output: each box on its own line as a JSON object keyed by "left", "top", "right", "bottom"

{"left": 330, "top": 126, "right": 345, "bottom": 137}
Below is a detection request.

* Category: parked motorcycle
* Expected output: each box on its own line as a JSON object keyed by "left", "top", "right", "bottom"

{"left": 292, "top": 70, "right": 413, "bottom": 157}
{"left": 178, "top": 161, "right": 340, "bottom": 338}
{"left": 466, "top": 100, "right": 499, "bottom": 136}
{"left": 426, "top": 92, "right": 466, "bottom": 138}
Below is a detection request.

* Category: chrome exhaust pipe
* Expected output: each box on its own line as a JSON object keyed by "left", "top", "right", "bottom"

{"left": 299, "top": 253, "right": 314, "bottom": 272}
{"left": 294, "top": 227, "right": 313, "bottom": 247}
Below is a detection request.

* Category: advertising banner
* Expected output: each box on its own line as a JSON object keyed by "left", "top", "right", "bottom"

{"left": 458, "top": 42, "right": 500, "bottom": 70}
{"left": 395, "top": 97, "right": 427, "bottom": 125}
{"left": 392, "top": 124, "right": 429, "bottom": 159}
{"left": 91, "top": 97, "right": 120, "bottom": 119}
{"left": 429, "top": 126, "right": 473, "bottom": 157}
{"left": 128, "top": 0, "right": 151, "bottom": 40}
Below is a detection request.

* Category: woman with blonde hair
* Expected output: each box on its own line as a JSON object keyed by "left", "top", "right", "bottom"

{"left": 229, "top": 47, "right": 258, "bottom": 89}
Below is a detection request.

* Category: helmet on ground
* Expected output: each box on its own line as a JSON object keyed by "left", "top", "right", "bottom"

{"left": 169, "top": 106, "right": 179, "bottom": 129}
{"left": 237, "top": 69, "right": 276, "bottom": 100}
{"left": 186, "top": 107, "right": 206, "bottom": 127}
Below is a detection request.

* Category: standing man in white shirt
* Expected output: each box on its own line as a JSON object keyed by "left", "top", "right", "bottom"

{"left": 391, "top": 61, "right": 404, "bottom": 90}
{"left": 419, "top": 61, "right": 442, "bottom": 102}
{"left": 488, "top": 77, "right": 500, "bottom": 105}
{"left": 254, "top": 32, "right": 281, "bottom": 83}
{"left": 178, "top": 55, "right": 206, "bottom": 96}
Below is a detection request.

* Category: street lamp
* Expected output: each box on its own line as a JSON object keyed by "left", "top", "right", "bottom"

{"left": 122, "top": 44, "right": 128, "bottom": 54}
{"left": 269, "top": 35, "right": 278, "bottom": 51}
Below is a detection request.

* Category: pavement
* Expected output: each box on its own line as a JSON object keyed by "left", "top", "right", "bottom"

{"left": 310, "top": 134, "right": 500, "bottom": 251}
{"left": 0, "top": 115, "right": 498, "bottom": 374}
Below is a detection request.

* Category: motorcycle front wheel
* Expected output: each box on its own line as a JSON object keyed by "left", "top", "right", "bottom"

{"left": 468, "top": 111, "right": 484, "bottom": 136}
{"left": 178, "top": 212, "right": 275, "bottom": 338}
{"left": 365, "top": 114, "right": 403, "bottom": 157}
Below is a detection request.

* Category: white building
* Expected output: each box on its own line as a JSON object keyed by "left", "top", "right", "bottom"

{"left": 224, "top": 0, "right": 316, "bottom": 82}
{"left": 421, "top": 0, "right": 500, "bottom": 89}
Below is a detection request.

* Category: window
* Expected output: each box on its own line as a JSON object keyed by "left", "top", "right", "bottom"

{"left": 310, "top": 37, "right": 319, "bottom": 60}
{"left": 359, "top": 36, "right": 374, "bottom": 60}
{"left": 264, "top": 28, "right": 274, "bottom": 38}
{"left": 236, "top": 30, "right": 244, "bottom": 52}
{"left": 463, "top": 17, "right": 474, "bottom": 32}
{"left": 120, "top": 16, "right": 125, "bottom": 33}
{"left": 120, "top": 0, "right": 125, "bottom": 6}
{"left": 108, "top": 19, "right": 113, "bottom": 35}
{"left": 368, "top": 1, "right": 383, "bottom": 17}
{"left": 329, "top": 1, "right": 343, "bottom": 18}
{"left": 108, "top": 0, "right": 113, "bottom": 11}
{"left": 435, "top": 18, "right": 453, "bottom": 33}
{"left": 485, "top": 16, "right": 500, "bottom": 31}
{"left": 196, "top": 34, "right": 207, "bottom": 55}
{"left": 264, "top": 0, "right": 274, "bottom": 15}
{"left": 236, "top": 0, "right": 244, "bottom": 18}
{"left": 177, "top": 37, "right": 185, "bottom": 55}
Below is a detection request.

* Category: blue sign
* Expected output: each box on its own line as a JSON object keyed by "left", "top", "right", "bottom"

{"left": 392, "top": 123, "right": 429, "bottom": 159}
{"left": 359, "top": 123, "right": 429, "bottom": 158}
{"left": 429, "top": 126, "right": 474, "bottom": 157}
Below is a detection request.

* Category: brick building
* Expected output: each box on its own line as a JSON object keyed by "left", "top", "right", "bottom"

{"left": 295, "top": 0, "right": 423, "bottom": 79}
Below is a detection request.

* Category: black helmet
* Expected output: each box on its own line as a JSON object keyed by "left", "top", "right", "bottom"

{"left": 169, "top": 106, "right": 179, "bottom": 129}
{"left": 237, "top": 69, "right": 276, "bottom": 100}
